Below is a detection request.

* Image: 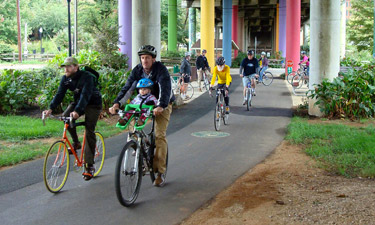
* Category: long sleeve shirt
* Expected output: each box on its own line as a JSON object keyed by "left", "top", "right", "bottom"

{"left": 211, "top": 65, "right": 232, "bottom": 86}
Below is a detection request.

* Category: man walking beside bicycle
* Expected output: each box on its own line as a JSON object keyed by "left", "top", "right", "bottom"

{"left": 196, "top": 49, "right": 211, "bottom": 92}
{"left": 42, "top": 57, "right": 102, "bottom": 181}
{"left": 258, "top": 52, "right": 269, "bottom": 83}
{"left": 180, "top": 52, "right": 192, "bottom": 100}
{"left": 210, "top": 56, "right": 232, "bottom": 114}
{"left": 109, "top": 45, "right": 174, "bottom": 187}
{"left": 240, "top": 50, "right": 259, "bottom": 105}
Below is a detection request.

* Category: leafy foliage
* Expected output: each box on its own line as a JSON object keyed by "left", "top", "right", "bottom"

{"left": 309, "top": 62, "right": 375, "bottom": 119}
{"left": 231, "top": 51, "right": 247, "bottom": 68}
{"left": 347, "top": 0, "right": 374, "bottom": 52}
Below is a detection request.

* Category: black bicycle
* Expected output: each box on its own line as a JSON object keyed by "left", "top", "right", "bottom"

{"left": 210, "top": 87, "right": 228, "bottom": 131}
{"left": 114, "top": 104, "right": 168, "bottom": 207}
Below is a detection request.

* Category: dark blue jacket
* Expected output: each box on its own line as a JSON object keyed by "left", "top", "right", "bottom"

{"left": 49, "top": 70, "right": 102, "bottom": 115}
{"left": 114, "top": 61, "right": 175, "bottom": 109}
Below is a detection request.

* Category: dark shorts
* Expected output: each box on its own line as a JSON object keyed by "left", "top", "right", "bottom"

{"left": 181, "top": 76, "right": 190, "bottom": 83}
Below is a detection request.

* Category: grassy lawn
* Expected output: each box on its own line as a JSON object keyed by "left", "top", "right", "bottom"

{"left": 286, "top": 117, "right": 375, "bottom": 178}
{"left": 0, "top": 115, "right": 122, "bottom": 167}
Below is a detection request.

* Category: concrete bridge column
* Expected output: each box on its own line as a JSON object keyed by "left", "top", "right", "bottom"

{"left": 309, "top": 0, "right": 341, "bottom": 116}
{"left": 132, "top": 0, "right": 161, "bottom": 67}
{"left": 279, "top": 0, "right": 286, "bottom": 58}
{"left": 168, "top": 0, "right": 177, "bottom": 52}
{"left": 118, "top": 0, "right": 132, "bottom": 68}
{"left": 201, "top": 0, "right": 215, "bottom": 71}
{"left": 223, "top": 0, "right": 232, "bottom": 66}
{"left": 232, "top": 1, "right": 238, "bottom": 58}
{"left": 188, "top": 8, "right": 196, "bottom": 52}
{"left": 285, "top": 0, "right": 300, "bottom": 75}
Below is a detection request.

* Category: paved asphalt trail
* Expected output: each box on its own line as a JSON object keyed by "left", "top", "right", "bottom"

{"left": 0, "top": 74, "right": 292, "bottom": 225}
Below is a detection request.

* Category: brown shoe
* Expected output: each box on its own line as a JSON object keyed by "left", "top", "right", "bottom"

{"left": 68, "top": 142, "right": 81, "bottom": 155}
{"left": 153, "top": 173, "right": 165, "bottom": 187}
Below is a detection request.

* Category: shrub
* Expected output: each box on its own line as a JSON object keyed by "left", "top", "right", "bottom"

{"left": 309, "top": 63, "right": 375, "bottom": 119}
{"left": 231, "top": 51, "right": 247, "bottom": 68}
{"left": 0, "top": 43, "right": 13, "bottom": 54}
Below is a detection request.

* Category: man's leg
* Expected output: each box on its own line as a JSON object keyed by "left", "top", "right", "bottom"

{"left": 83, "top": 105, "right": 102, "bottom": 166}
{"left": 154, "top": 104, "right": 172, "bottom": 175}
{"left": 197, "top": 68, "right": 202, "bottom": 90}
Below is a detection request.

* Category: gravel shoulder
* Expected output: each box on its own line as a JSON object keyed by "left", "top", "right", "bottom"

{"left": 180, "top": 128, "right": 375, "bottom": 225}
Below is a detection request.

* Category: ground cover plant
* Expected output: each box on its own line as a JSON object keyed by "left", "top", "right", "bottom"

{"left": 286, "top": 117, "right": 375, "bottom": 178}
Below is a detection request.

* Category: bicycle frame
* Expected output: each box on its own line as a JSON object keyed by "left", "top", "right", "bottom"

{"left": 60, "top": 119, "right": 87, "bottom": 167}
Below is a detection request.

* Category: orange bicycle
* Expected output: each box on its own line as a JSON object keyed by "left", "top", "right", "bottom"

{"left": 42, "top": 113, "right": 106, "bottom": 193}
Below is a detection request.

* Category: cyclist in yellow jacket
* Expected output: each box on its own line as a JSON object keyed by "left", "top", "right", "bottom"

{"left": 210, "top": 56, "right": 232, "bottom": 114}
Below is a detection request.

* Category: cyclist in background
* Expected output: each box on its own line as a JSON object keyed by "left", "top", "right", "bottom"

{"left": 210, "top": 56, "right": 232, "bottom": 114}
{"left": 299, "top": 51, "right": 309, "bottom": 75}
{"left": 258, "top": 52, "right": 269, "bottom": 83}
{"left": 180, "top": 52, "right": 192, "bottom": 100}
{"left": 240, "top": 50, "right": 259, "bottom": 105}
{"left": 196, "top": 49, "right": 211, "bottom": 92}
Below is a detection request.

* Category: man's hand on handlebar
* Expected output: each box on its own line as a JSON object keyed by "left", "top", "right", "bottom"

{"left": 153, "top": 106, "right": 164, "bottom": 116}
{"left": 109, "top": 103, "right": 120, "bottom": 115}
{"left": 42, "top": 109, "right": 52, "bottom": 117}
{"left": 70, "top": 111, "right": 79, "bottom": 120}
{"left": 240, "top": 74, "right": 244, "bottom": 78}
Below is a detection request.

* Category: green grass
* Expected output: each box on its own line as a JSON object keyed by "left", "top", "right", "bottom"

{"left": 286, "top": 117, "right": 375, "bottom": 178}
{"left": 0, "top": 115, "right": 122, "bottom": 167}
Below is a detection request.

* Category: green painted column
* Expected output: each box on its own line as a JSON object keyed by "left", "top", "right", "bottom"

{"left": 168, "top": 0, "right": 177, "bottom": 52}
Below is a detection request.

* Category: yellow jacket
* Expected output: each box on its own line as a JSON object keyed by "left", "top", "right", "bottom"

{"left": 211, "top": 65, "right": 232, "bottom": 86}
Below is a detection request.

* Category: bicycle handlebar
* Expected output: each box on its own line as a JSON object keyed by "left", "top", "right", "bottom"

{"left": 42, "top": 112, "right": 76, "bottom": 127}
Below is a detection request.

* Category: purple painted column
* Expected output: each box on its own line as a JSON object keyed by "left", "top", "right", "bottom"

{"left": 279, "top": 0, "right": 286, "bottom": 58}
{"left": 118, "top": 0, "right": 132, "bottom": 68}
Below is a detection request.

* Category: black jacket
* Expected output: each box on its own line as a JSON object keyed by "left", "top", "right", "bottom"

{"left": 49, "top": 70, "right": 102, "bottom": 115}
{"left": 180, "top": 58, "right": 191, "bottom": 76}
{"left": 196, "top": 55, "right": 210, "bottom": 70}
{"left": 114, "top": 61, "right": 175, "bottom": 108}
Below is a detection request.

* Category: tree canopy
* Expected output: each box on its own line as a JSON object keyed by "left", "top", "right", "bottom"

{"left": 347, "top": 0, "right": 374, "bottom": 52}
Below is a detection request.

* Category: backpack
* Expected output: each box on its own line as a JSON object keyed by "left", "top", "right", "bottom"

{"left": 81, "top": 66, "right": 100, "bottom": 87}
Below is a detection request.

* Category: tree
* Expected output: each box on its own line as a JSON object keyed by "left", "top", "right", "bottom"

{"left": 161, "top": 0, "right": 189, "bottom": 50}
{"left": 0, "top": 0, "right": 18, "bottom": 44}
{"left": 347, "top": 0, "right": 374, "bottom": 52}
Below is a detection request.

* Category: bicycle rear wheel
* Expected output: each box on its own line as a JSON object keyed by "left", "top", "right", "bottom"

{"left": 93, "top": 132, "right": 105, "bottom": 177}
{"left": 115, "top": 141, "right": 142, "bottom": 207}
{"left": 184, "top": 83, "right": 194, "bottom": 100}
{"left": 287, "top": 71, "right": 296, "bottom": 84}
{"left": 262, "top": 72, "right": 273, "bottom": 86}
{"left": 43, "top": 141, "right": 70, "bottom": 193}
{"left": 292, "top": 75, "right": 304, "bottom": 90}
{"left": 214, "top": 102, "right": 221, "bottom": 131}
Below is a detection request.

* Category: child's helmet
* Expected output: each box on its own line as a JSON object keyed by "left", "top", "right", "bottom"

{"left": 136, "top": 78, "right": 154, "bottom": 88}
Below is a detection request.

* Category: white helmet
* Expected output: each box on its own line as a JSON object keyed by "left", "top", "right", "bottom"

{"left": 261, "top": 51, "right": 266, "bottom": 55}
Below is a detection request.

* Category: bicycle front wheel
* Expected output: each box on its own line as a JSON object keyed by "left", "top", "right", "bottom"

{"left": 292, "top": 75, "right": 304, "bottom": 90}
{"left": 43, "top": 141, "right": 70, "bottom": 193}
{"left": 184, "top": 83, "right": 194, "bottom": 100}
{"left": 115, "top": 141, "right": 142, "bottom": 207}
{"left": 262, "top": 72, "right": 273, "bottom": 86}
{"left": 93, "top": 132, "right": 105, "bottom": 177}
{"left": 246, "top": 89, "right": 252, "bottom": 111}
{"left": 287, "top": 71, "right": 296, "bottom": 84}
{"left": 214, "top": 103, "right": 221, "bottom": 131}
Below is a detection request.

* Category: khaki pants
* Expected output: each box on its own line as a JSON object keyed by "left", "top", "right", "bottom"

{"left": 153, "top": 103, "right": 172, "bottom": 174}
{"left": 197, "top": 68, "right": 211, "bottom": 89}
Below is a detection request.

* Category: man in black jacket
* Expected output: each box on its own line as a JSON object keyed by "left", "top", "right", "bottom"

{"left": 109, "top": 45, "right": 175, "bottom": 187}
{"left": 43, "top": 57, "right": 102, "bottom": 181}
{"left": 196, "top": 49, "right": 211, "bottom": 92}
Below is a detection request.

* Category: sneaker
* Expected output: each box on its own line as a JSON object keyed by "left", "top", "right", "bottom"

{"left": 225, "top": 106, "right": 230, "bottom": 114}
{"left": 252, "top": 89, "right": 256, "bottom": 96}
{"left": 82, "top": 163, "right": 95, "bottom": 181}
{"left": 153, "top": 173, "right": 165, "bottom": 187}
{"left": 242, "top": 99, "right": 247, "bottom": 105}
{"left": 68, "top": 142, "right": 81, "bottom": 155}
{"left": 118, "top": 118, "right": 128, "bottom": 126}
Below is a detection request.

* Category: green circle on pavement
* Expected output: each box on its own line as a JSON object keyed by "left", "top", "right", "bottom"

{"left": 191, "top": 131, "right": 230, "bottom": 138}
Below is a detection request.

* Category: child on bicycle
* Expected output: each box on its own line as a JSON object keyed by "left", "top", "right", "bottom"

{"left": 258, "top": 52, "right": 269, "bottom": 83}
{"left": 210, "top": 56, "right": 232, "bottom": 114}
{"left": 118, "top": 78, "right": 158, "bottom": 126}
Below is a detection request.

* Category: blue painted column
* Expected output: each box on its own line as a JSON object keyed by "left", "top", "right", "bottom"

{"left": 118, "top": 0, "right": 132, "bottom": 68}
{"left": 279, "top": 0, "right": 286, "bottom": 58}
{"left": 188, "top": 8, "right": 196, "bottom": 52}
{"left": 223, "top": 0, "right": 232, "bottom": 66}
